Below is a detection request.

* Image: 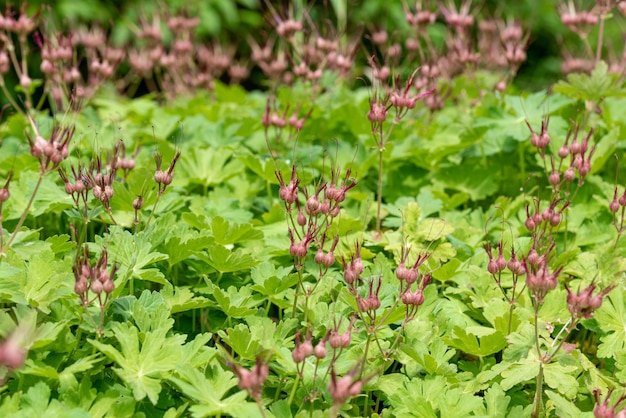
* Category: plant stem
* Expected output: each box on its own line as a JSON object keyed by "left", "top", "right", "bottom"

{"left": 595, "top": 14, "right": 606, "bottom": 65}
{"left": 532, "top": 363, "right": 545, "bottom": 418}
{"left": 2, "top": 172, "right": 44, "bottom": 252}
{"left": 532, "top": 305, "right": 544, "bottom": 418}
{"left": 507, "top": 303, "right": 515, "bottom": 335}
{"left": 376, "top": 146, "right": 383, "bottom": 233}
{"left": 255, "top": 398, "right": 268, "bottom": 418}
{"left": 287, "top": 373, "right": 300, "bottom": 406}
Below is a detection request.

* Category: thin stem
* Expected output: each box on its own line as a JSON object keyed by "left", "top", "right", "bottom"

{"left": 287, "top": 373, "right": 300, "bottom": 406}
{"left": 533, "top": 305, "right": 541, "bottom": 358}
{"left": 255, "top": 398, "right": 268, "bottom": 418}
{"left": 376, "top": 147, "right": 383, "bottom": 232}
{"left": 531, "top": 304, "right": 544, "bottom": 418}
{"left": 595, "top": 14, "right": 605, "bottom": 65}
{"left": 532, "top": 363, "right": 544, "bottom": 418}
{"left": 2, "top": 172, "right": 44, "bottom": 251}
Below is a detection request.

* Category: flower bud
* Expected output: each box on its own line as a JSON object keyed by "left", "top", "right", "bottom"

{"left": 90, "top": 279, "right": 103, "bottom": 294}
{"left": 297, "top": 209, "right": 306, "bottom": 226}
{"left": 549, "top": 171, "right": 560, "bottom": 187}
{"left": 564, "top": 167, "right": 576, "bottom": 182}
{"left": 133, "top": 196, "right": 144, "bottom": 210}
{"left": 103, "top": 279, "right": 115, "bottom": 294}
{"left": 306, "top": 195, "right": 320, "bottom": 214}
{"left": 314, "top": 341, "right": 327, "bottom": 359}
{"left": 300, "top": 338, "right": 313, "bottom": 358}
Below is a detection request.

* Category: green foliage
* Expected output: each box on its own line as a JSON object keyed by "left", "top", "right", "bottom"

{"left": 2, "top": 28, "right": 626, "bottom": 418}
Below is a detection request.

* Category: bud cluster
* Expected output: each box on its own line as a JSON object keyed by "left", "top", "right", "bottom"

{"left": 0, "top": 5, "right": 39, "bottom": 109}
{"left": 524, "top": 198, "right": 570, "bottom": 234}
{"left": 58, "top": 164, "right": 92, "bottom": 208}
{"left": 526, "top": 118, "right": 551, "bottom": 157}
{"left": 26, "top": 125, "right": 75, "bottom": 174}
{"left": 523, "top": 245, "right": 562, "bottom": 306}
{"left": 154, "top": 150, "right": 181, "bottom": 195}
{"left": 257, "top": 5, "right": 357, "bottom": 86}
{"left": 73, "top": 245, "right": 117, "bottom": 308}
{"left": 232, "top": 357, "right": 269, "bottom": 401}
{"left": 396, "top": 245, "right": 432, "bottom": 318}
{"left": 357, "top": 278, "right": 382, "bottom": 314}
{"left": 262, "top": 97, "right": 313, "bottom": 142}
{"left": 593, "top": 389, "right": 626, "bottom": 418}
{"left": 558, "top": 1, "right": 625, "bottom": 75}
{"left": 328, "top": 367, "right": 364, "bottom": 407}
{"left": 341, "top": 242, "right": 364, "bottom": 287}
{"left": 38, "top": 27, "right": 121, "bottom": 110}
{"left": 565, "top": 282, "right": 615, "bottom": 320}
{"left": 277, "top": 161, "right": 356, "bottom": 272}
{"left": 87, "top": 154, "right": 118, "bottom": 213}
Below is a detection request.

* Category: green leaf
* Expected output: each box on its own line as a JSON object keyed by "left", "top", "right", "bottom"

{"left": 161, "top": 285, "right": 213, "bottom": 314}
{"left": 168, "top": 365, "right": 259, "bottom": 418}
{"left": 553, "top": 61, "right": 626, "bottom": 102}
{"left": 484, "top": 383, "right": 510, "bottom": 418}
{"left": 500, "top": 356, "right": 540, "bottom": 390}
{"left": 545, "top": 390, "right": 584, "bottom": 418}
{"left": 166, "top": 235, "right": 213, "bottom": 267}
{"left": 595, "top": 290, "right": 626, "bottom": 358}
{"left": 178, "top": 146, "right": 241, "bottom": 187}
{"left": 445, "top": 325, "right": 506, "bottom": 357}
{"left": 543, "top": 361, "right": 579, "bottom": 398}
{"left": 105, "top": 229, "right": 169, "bottom": 294}
{"left": 209, "top": 216, "right": 263, "bottom": 245}
{"left": 206, "top": 281, "right": 263, "bottom": 318}
{"left": 88, "top": 308, "right": 185, "bottom": 405}
{"left": 198, "top": 244, "right": 257, "bottom": 274}
{"left": 0, "top": 248, "right": 74, "bottom": 313}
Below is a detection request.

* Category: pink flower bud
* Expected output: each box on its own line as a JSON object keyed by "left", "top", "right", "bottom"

{"left": 329, "top": 332, "right": 342, "bottom": 349}
{"left": 549, "top": 171, "right": 560, "bottom": 186}
{"left": 306, "top": 195, "right": 320, "bottom": 214}
{"left": 357, "top": 295, "right": 369, "bottom": 312}
{"left": 297, "top": 209, "right": 306, "bottom": 226}
{"left": 315, "top": 248, "right": 325, "bottom": 265}
{"left": 0, "top": 341, "right": 27, "bottom": 370}
{"left": 300, "top": 339, "right": 313, "bottom": 358}
{"left": 496, "top": 252, "right": 507, "bottom": 272}
{"left": 314, "top": 341, "right": 327, "bottom": 359}
{"left": 103, "top": 279, "right": 115, "bottom": 294}
{"left": 323, "top": 252, "right": 335, "bottom": 267}
{"left": 90, "top": 280, "right": 103, "bottom": 294}
{"left": 74, "top": 278, "right": 88, "bottom": 294}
